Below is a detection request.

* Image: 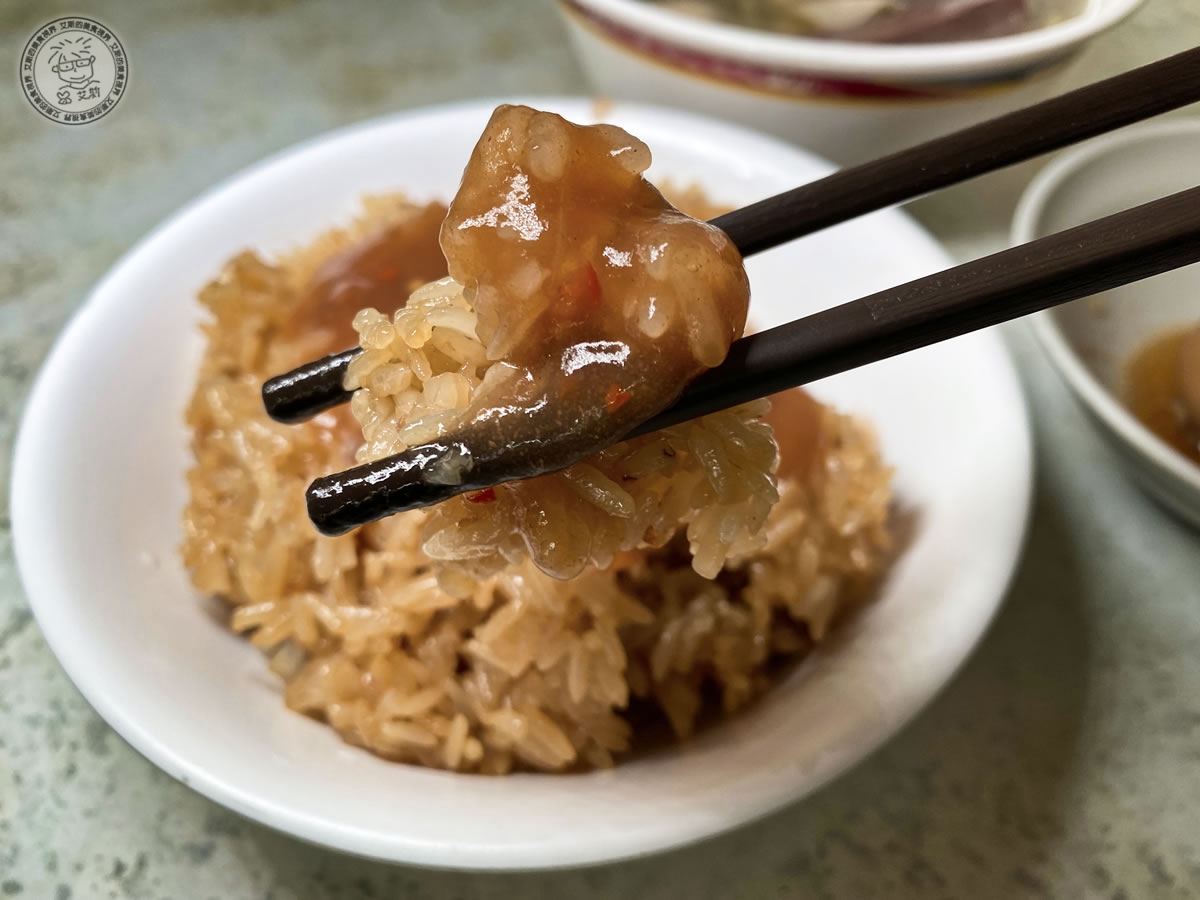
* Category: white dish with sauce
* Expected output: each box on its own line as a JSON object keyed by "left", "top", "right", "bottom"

{"left": 11, "top": 98, "right": 1032, "bottom": 869}
{"left": 1018, "top": 120, "right": 1200, "bottom": 529}
{"left": 559, "top": 0, "right": 1146, "bottom": 165}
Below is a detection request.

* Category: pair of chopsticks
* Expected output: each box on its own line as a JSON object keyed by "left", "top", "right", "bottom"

{"left": 264, "top": 48, "right": 1200, "bottom": 537}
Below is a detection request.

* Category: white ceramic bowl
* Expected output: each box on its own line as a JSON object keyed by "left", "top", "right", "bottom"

{"left": 12, "top": 98, "right": 1032, "bottom": 869}
{"left": 1018, "top": 119, "right": 1200, "bottom": 528}
{"left": 559, "top": 0, "right": 1145, "bottom": 164}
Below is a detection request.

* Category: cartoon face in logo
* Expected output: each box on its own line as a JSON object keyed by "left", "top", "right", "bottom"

{"left": 22, "top": 17, "right": 128, "bottom": 124}
{"left": 48, "top": 35, "right": 98, "bottom": 90}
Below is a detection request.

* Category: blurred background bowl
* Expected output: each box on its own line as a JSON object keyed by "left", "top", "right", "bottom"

{"left": 1018, "top": 119, "right": 1200, "bottom": 528}
{"left": 558, "top": 0, "right": 1146, "bottom": 164}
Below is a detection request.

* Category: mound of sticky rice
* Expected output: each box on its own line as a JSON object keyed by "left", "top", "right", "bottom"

{"left": 347, "top": 284, "right": 778, "bottom": 590}
{"left": 181, "top": 109, "right": 894, "bottom": 774}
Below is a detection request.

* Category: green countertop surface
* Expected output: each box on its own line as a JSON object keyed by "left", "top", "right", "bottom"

{"left": 2, "top": 1, "right": 1199, "bottom": 897}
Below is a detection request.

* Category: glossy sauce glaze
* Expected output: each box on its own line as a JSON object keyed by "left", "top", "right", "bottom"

{"left": 445, "top": 105, "right": 748, "bottom": 370}
{"left": 1123, "top": 322, "right": 1200, "bottom": 466}
{"left": 763, "top": 387, "right": 824, "bottom": 481}
{"left": 287, "top": 202, "right": 449, "bottom": 355}
{"left": 423, "top": 104, "right": 751, "bottom": 483}
{"left": 289, "top": 113, "right": 816, "bottom": 496}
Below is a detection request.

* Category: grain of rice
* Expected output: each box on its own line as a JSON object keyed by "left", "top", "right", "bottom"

{"left": 444, "top": 713, "right": 470, "bottom": 768}
{"left": 380, "top": 720, "right": 440, "bottom": 748}
{"left": 380, "top": 686, "right": 445, "bottom": 718}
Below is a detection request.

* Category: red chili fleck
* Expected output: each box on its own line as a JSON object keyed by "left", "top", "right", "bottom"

{"left": 563, "top": 263, "right": 602, "bottom": 310}
{"left": 466, "top": 487, "right": 497, "bottom": 504}
{"left": 606, "top": 384, "right": 632, "bottom": 414}
{"left": 374, "top": 266, "right": 399, "bottom": 283}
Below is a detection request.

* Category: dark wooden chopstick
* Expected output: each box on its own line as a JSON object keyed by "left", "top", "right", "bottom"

{"left": 262, "top": 46, "right": 1200, "bottom": 426}
{"left": 712, "top": 46, "right": 1200, "bottom": 256}
{"left": 638, "top": 184, "right": 1200, "bottom": 436}
{"left": 263, "top": 348, "right": 359, "bottom": 425}
{"left": 306, "top": 183, "right": 1200, "bottom": 535}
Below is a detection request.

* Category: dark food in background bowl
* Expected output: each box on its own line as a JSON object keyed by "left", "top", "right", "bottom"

{"left": 1124, "top": 319, "right": 1200, "bottom": 466}
{"left": 650, "top": 0, "right": 1076, "bottom": 42}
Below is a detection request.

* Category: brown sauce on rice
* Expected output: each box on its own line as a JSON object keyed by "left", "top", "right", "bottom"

{"left": 285, "top": 202, "right": 449, "bottom": 356}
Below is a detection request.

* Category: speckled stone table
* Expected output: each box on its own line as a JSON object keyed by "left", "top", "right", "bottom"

{"left": 3, "top": 2, "right": 1199, "bottom": 898}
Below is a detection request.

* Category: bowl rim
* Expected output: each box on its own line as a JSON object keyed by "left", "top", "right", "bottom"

{"left": 561, "top": 0, "right": 1146, "bottom": 79}
{"left": 1017, "top": 118, "right": 1200, "bottom": 495}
